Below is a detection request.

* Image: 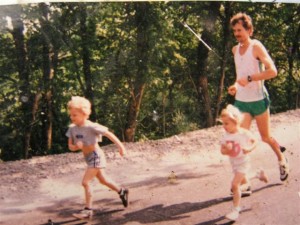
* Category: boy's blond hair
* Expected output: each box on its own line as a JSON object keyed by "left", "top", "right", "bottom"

{"left": 220, "top": 104, "right": 243, "bottom": 124}
{"left": 67, "top": 96, "right": 91, "bottom": 116}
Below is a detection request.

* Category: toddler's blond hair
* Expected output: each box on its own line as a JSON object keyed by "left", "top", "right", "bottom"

{"left": 220, "top": 104, "right": 243, "bottom": 124}
{"left": 67, "top": 96, "right": 91, "bottom": 116}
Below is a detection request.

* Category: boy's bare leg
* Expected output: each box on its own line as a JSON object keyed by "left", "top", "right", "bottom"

{"left": 82, "top": 168, "right": 98, "bottom": 209}
{"left": 96, "top": 169, "right": 129, "bottom": 207}
{"left": 96, "top": 169, "right": 120, "bottom": 192}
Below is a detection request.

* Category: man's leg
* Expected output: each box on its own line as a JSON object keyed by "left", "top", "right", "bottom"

{"left": 255, "top": 109, "right": 289, "bottom": 181}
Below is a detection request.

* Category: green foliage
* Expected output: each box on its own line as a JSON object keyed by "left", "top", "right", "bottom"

{"left": 0, "top": 2, "right": 298, "bottom": 161}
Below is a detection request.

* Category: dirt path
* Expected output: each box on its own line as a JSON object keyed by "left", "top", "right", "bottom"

{"left": 0, "top": 110, "right": 299, "bottom": 225}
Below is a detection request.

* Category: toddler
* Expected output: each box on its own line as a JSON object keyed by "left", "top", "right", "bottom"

{"left": 220, "top": 104, "right": 268, "bottom": 221}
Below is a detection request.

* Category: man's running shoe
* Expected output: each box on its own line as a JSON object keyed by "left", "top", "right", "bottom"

{"left": 280, "top": 146, "right": 286, "bottom": 153}
{"left": 119, "top": 188, "right": 129, "bottom": 207}
{"left": 279, "top": 157, "right": 289, "bottom": 181}
{"left": 72, "top": 208, "right": 93, "bottom": 219}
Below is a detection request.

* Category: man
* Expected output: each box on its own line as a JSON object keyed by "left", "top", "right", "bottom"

{"left": 228, "top": 12, "right": 289, "bottom": 183}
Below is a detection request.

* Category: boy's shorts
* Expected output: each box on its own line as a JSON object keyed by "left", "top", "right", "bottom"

{"left": 84, "top": 149, "right": 106, "bottom": 168}
{"left": 234, "top": 97, "right": 270, "bottom": 117}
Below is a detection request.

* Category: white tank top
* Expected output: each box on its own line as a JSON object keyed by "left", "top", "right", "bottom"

{"left": 234, "top": 39, "right": 268, "bottom": 102}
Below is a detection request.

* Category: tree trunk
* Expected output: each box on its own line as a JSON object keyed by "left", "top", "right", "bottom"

{"left": 287, "top": 24, "right": 299, "bottom": 109}
{"left": 40, "top": 3, "right": 54, "bottom": 152}
{"left": 214, "top": 2, "right": 233, "bottom": 122}
{"left": 124, "top": 2, "right": 151, "bottom": 142}
{"left": 79, "top": 5, "right": 97, "bottom": 121}
{"left": 196, "top": 29, "right": 213, "bottom": 128}
{"left": 10, "top": 7, "right": 32, "bottom": 159}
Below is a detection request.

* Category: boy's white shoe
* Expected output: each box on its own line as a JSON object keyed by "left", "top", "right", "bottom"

{"left": 225, "top": 207, "right": 240, "bottom": 221}
{"left": 72, "top": 209, "right": 93, "bottom": 219}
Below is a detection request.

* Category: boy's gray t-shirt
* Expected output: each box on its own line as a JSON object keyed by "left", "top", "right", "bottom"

{"left": 66, "top": 120, "right": 108, "bottom": 146}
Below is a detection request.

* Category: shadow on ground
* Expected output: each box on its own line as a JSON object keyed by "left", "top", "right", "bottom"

{"left": 37, "top": 181, "right": 282, "bottom": 225}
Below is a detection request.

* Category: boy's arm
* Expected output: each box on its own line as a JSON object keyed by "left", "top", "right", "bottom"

{"left": 220, "top": 143, "right": 232, "bottom": 155}
{"left": 103, "top": 131, "right": 126, "bottom": 156}
{"left": 242, "top": 139, "right": 257, "bottom": 153}
{"left": 68, "top": 138, "right": 82, "bottom": 151}
{"left": 242, "top": 130, "right": 257, "bottom": 153}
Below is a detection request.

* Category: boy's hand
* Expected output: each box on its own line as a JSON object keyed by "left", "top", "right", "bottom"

{"left": 242, "top": 145, "right": 254, "bottom": 154}
{"left": 243, "top": 149, "right": 252, "bottom": 154}
{"left": 118, "top": 146, "right": 127, "bottom": 157}
{"left": 242, "top": 139, "right": 257, "bottom": 154}
{"left": 226, "top": 143, "right": 233, "bottom": 150}
{"left": 76, "top": 141, "right": 83, "bottom": 149}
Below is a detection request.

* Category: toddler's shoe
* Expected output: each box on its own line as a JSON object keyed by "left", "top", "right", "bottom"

{"left": 72, "top": 208, "right": 93, "bottom": 219}
{"left": 225, "top": 207, "right": 240, "bottom": 221}
{"left": 257, "top": 169, "right": 269, "bottom": 183}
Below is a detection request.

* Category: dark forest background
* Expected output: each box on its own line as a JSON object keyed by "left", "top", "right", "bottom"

{"left": 0, "top": 1, "right": 299, "bottom": 161}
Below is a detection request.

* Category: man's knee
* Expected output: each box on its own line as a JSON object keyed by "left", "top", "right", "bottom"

{"left": 261, "top": 136, "right": 273, "bottom": 144}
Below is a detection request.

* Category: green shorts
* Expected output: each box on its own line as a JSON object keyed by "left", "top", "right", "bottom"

{"left": 234, "top": 97, "right": 270, "bottom": 117}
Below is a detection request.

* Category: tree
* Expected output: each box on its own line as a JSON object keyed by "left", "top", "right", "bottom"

{"left": 9, "top": 5, "right": 34, "bottom": 158}
{"left": 0, "top": 2, "right": 298, "bottom": 161}
{"left": 124, "top": 2, "right": 152, "bottom": 142}
{"left": 78, "top": 4, "right": 97, "bottom": 120}
{"left": 39, "top": 3, "right": 56, "bottom": 152}
{"left": 214, "top": 2, "right": 233, "bottom": 122}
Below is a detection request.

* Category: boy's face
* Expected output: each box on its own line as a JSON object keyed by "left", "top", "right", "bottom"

{"left": 69, "top": 108, "right": 87, "bottom": 126}
{"left": 222, "top": 117, "right": 238, "bottom": 134}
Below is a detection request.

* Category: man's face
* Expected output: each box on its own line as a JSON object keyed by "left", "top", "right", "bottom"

{"left": 232, "top": 21, "right": 251, "bottom": 43}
